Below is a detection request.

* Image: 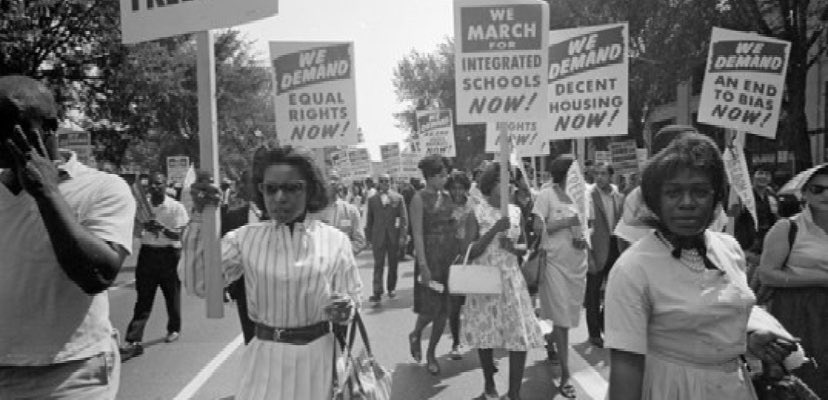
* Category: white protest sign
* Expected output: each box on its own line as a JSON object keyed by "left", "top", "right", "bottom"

{"left": 347, "top": 147, "right": 372, "bottom": 180}
{"left": 57, "top": 130, "right": 94, "bottom": 166}
{"left": 166, "top": 156, "right": 190, "bottom": 186}
{"left": 594, "top": 150, "right": 611, "bottom": 164}
{"left": 120, "top": 0, "right": 278, "bottom": 44}
{"left": 697, "top": 28, "right": 790, "bottom": 138}
{"left": 485, "top": 120, "right": 549, "bottom": 156}
{"left": 609, "top": 139, "right": 638, "bottom": 176}
{"left": 329, "top": 148, "right": 353, "bottom": 182}
{"left": 380, "top": 143, "right": 402, "bottom": 178}
{"left": 548, "top": 23, "right": 629, "bottom": 139}
{"left": 454, "top": 0, "right": 549, "bottom": 124}
{"left": 415, "top": 109, "right": 456, "bottom": 157}
{"left": 723, "top": 144, "right": 758, "bottom": 228}
{"left": 400, "top": 152, "right": 422, "bottom": 181}
{"left": 565, "top": 160, "right": 590, "bottom": 247}
{"left": 270, "top": 42, "right": 358, "bottom": 148}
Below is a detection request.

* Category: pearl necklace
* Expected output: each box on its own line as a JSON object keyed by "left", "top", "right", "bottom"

{"left": 655, "top": 232, "right": 707, "bottom": 273}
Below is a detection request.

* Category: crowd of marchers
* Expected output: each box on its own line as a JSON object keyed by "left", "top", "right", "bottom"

{"left": 2, "top": 76, "right": 827, "bottom": 400}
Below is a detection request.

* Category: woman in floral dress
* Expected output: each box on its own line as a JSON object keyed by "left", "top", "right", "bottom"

{"left": 461, "top": 162, "right": 545, "bottom": 400}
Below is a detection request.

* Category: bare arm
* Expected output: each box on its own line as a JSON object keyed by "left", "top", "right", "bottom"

{"left": 609, "top": 349, "right": 645, "bottom": 400}
{"left": 756, "top": 219, "right": 828, "bottom": 287}
{"left": 35, "top": 188, "right": 129, "bottom": 294}
{"left": 410, "top": 193, "right": 430, "bottom": 276}
{"left": 349, "top": 204, "right": 366, "bottom": 254}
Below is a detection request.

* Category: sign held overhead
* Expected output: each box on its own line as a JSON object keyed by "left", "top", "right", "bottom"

{"left": 270, "top": 42, "right": 359, "bottom": 148}
{"left": 120, "top": 0, "right": 278, "bottom": 44}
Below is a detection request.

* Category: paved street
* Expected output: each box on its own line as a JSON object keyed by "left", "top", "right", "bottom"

{"left": 110, "top": 243, "right": 609, "bottom": 400}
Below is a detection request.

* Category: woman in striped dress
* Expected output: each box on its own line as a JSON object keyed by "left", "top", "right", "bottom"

{"left": 187, "top": 146, "right": 363, "bottom": 400}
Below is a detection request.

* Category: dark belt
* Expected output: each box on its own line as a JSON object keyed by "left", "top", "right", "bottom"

{"left": 254, "top": 321, "right": 330, "bottom": 345}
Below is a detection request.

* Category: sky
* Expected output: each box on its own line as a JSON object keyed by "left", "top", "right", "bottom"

{"left": 237, "top": 0, "right": 454, "bottom": 160}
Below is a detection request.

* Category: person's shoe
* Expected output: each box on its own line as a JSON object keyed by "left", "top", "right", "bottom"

{"left": 165, "top": 332, "right": 180, "bottom": 343}
{"left": 368, "top": 294, "right": 381, "bottom": 306}
{"left": 588, "top": 336, "right": 604, "bottom": 348}
{"left": 387, "top": 291, "right": 397, "bottom": 299}
{"left": 119, "top": 342, "right": 143, "bottom": 360}
{"left": 449, "top": 345, "right": 463, "bottom": 360}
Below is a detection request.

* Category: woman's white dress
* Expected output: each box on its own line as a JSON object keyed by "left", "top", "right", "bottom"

{"left": 221, "top": 220, "right": 362, "bottom": 400}
{"left": 605, "top": 230, "right": 757, "bottom": 400}
{"left": 532, "top": 184, "right": 588, "bottom": 328}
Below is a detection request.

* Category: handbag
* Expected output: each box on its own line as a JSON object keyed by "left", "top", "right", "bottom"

{"left": 752, "top": 362, "right": 820, "bottom": 400}
{"left": 448, "top": 245, "right": 503, "bottom": 295}
{"left": 332, "top": 312, "right": 392, "bottom": 400}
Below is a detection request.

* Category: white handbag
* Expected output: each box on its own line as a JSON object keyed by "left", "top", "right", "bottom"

{"left": 448, "top": 245, "right": 502, "bottom": 295}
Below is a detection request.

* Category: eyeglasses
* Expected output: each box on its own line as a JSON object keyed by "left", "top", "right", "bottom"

{"left": 260, "top": 181, "right": 306, "bottom": 195}
{"left": 806, "top": 183, "right": 828, "bottom": 195}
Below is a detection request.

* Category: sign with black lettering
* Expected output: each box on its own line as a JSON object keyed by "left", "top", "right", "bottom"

{"left": 547, "top": 23, "right": 629, "bottom": 139}
{"left": 484, "top": 120, "right": 547, "bottom": 155}
{"left": 269, "top": 42, "right": 358, "bottom": 148}
{"left": 415, "top": 109, "right": 456, "bottom": 157}
{"left": 120, "top": 0, "right": 278, "bottom": 44}
{"left": 697, "top": 28, "right": 790, "bottom": 138}
{"left": 454, "top": 0, "right": 549, "bottom": 124}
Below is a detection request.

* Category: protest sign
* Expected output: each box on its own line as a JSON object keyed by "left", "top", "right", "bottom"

{"left": 329, "top": 148, "right": 353, "bottom": 182}
{"left": 120, "top": 0, "right": 278, "bottom": 44}
{"left": 166, "top": 156, "right": 190, "bottom": 186}
{"left": 400, "top": 152, "right": 422, "bottom": 181}
{"left": 547, "top": 23, "right": 629, "bottom": 139}
{"left": 724, "top": 144, "right": 758, "bottom": 229}
{"left": 594, "top": 150, "right": 611, "bottom": 164}
{"left": 565, "top": 160, "right": 590, "bottom": 247}
{"left": 609, "top": 139, "right": 638, "bottom": 176}
{"left": 270, "top": 42, "right": 359, "bottom": 148}
{"left": 454, "top": 0, "right": 549, "bottom": 124}
{"left": 415, "top": 109, "right": 456, "bottom": 157}
{"left": 57, "top": 130, "right": 94, "bottom": 166}
{"left": 485, "top": 120, "right": 548, "bottom": 156}
{"left": 380, "top": 143, "right": 402, "bottom": 178}
{"left": 347, "top": 147, "right": 372, "bottom": 181}
{"left": 697, "top": 28, "right": 790, "bottom": 138}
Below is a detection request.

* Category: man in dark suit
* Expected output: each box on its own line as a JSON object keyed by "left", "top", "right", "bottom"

{"left": 364, "top": 174, "right": 408, "bottom": 305}
{"left": 586, "top": 162, "right": 624, "bottom": 348}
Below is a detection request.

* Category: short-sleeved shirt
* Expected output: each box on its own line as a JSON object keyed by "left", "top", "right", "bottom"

{"left": 140, "top": 196, "right": 188, "bottom": 248}
{"left": 605, "top": 230, "right": 755, "bottom": 365}
{"left": 0, "top": 158, "right": 135, "bottom": 365}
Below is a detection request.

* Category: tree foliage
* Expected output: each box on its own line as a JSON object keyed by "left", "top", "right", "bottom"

{"left": 547, "top": 0, "right": 828, "bottom": 166}
{"left": 0, "top": 1, "right": 274, "bottom": 176}
{"left": 392, "top": 39, "right": 489, "bottom": 171}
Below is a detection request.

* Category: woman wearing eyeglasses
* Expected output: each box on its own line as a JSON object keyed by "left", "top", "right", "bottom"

{"left": 606, "top": 133, "right": 794, "bottom": 400}
{"left": 756, "top": 163, "right": 828, "bottom": 398}
{"left": 186, "top": 146, "right": 362, "bottom": 400}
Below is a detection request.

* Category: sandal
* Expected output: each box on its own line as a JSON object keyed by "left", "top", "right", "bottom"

{"left": 557, "top": 382, "right": 576, "bottom": 399}
{"left": 408, "top": 332, "right": 422, "bottom": 362}
{"left": 472, "top": 392, "right": 499, "bottom": 400}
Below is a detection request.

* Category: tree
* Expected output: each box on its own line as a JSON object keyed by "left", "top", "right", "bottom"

{"left": 392, "top": 39, "right": 489, "bottom": 171}
{"left": 547, "top": 0, "right": 828, "bottom": 167}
